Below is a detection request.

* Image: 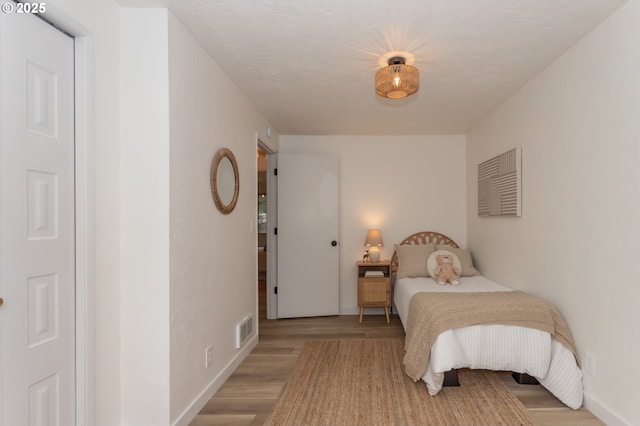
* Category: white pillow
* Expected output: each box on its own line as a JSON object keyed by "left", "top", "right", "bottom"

{"left": 426, "top": 250, "right": 462, "bottom": 280}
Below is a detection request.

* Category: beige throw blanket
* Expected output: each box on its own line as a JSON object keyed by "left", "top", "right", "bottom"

{"left": 404, "top": 290, "right": 577, "bottom": 381}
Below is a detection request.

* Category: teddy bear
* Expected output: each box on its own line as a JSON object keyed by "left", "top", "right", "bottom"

{"left": 435, "top": 253, "right": 461, "bottom": 285}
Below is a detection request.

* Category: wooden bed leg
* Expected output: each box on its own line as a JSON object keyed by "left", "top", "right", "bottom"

{"left": 443, "top": 369, "right": 460, "bottom": 387}
{"left": 511, "top": 372, "right": 539, "bottom": 385}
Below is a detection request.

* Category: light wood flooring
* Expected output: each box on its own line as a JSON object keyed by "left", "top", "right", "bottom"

{"left": 190, "top": 282, "right": 604, "bottom": 426}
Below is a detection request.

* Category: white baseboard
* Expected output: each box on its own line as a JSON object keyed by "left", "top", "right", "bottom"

{"left": 171, "top": 334, "right": 259, "bottom": 426}
{"left": 583, "top": 392, "right": 630, "bottom": 426}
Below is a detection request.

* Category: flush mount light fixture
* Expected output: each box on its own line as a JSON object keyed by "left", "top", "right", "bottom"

{"left": 375, "top": 56, "right": 419, "bottom": 99}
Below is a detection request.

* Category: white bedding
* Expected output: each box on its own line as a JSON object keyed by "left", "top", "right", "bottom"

{"left": 394, "top": 275, "right": 583, "bottom": 409}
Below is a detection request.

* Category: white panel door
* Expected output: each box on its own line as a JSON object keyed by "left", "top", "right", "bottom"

{"left": 277, "top": 154, "right": 339, "bottom": 318}
{"left": 1, "top": 8, "right": 76, "bottom": 426}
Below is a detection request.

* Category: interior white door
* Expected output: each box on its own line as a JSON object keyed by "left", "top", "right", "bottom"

{"left": 265, "top": 151, "right": 278, "bottom": 319}
{"left": 1, "top": 8, "right": 76, "bottom": 426}
{"left": 277, "top": 153, "right": 339, "bottom": 318}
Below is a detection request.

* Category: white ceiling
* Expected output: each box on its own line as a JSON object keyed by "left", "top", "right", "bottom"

{"left": 119, "top": 0, "right": 626, "bottom": 135}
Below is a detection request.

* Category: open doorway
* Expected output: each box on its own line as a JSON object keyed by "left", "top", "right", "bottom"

{"left": 257, "top": 147, "right": 268, "bottom": 318}
{"left": 257, "top": 141, "right": 278, "bottom": 320}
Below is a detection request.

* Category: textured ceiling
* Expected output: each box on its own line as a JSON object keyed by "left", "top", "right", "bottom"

{"left": 118, "top": 0, "right": 626, "bottom": 135}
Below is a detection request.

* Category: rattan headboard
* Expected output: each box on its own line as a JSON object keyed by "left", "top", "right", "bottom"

{"left": 390, "top": 231, "right": 459, "bottom": 272}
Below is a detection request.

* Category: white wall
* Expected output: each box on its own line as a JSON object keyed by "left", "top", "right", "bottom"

{"left": 466, "top": 1, "right": 640, "bottom": 424}
{"left": 167, "top": 14, "right": 277, "bottom": 424}
{"left": 120, "top": 9, "right": 280, "bottom": 424}
{"left": 279, "top": 135, "right": 466, "bottom": 314}
{"left": 120, "top": 8, "right": 171, "bottom": 425}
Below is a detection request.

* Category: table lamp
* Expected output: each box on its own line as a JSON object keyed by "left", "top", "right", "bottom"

{"left": 364, "top": 229, "right": 383, "bottom": 263}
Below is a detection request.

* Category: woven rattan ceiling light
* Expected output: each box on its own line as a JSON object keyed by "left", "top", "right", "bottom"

{"left": 375, "top": 56, "right": 419, "bottom": 99}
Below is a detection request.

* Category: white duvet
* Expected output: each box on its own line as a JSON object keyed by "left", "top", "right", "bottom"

{"left": 394, "top": 276, "right": 583, "bottom": 409}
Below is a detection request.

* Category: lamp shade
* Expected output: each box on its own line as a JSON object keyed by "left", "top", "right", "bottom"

{"left": 375, "top": 56, "right": 419, "bottom": 99}
{"left": 364, "top": 229, "right": 383, "bottom": 247}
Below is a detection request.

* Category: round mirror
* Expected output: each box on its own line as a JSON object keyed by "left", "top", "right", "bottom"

{"left": 211, "top": 148, "right": 239, "bottom": 214}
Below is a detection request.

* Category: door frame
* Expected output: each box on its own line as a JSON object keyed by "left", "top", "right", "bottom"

{"left": 73, "top": 34, "right": 95, "bottom": 426}
{"left": 33, "top": 7, "right": 95, "bottom": 424}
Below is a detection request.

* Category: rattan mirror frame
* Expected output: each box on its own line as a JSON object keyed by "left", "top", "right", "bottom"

{"left": 211, "top": 148, "right": 239, "bottom": 214}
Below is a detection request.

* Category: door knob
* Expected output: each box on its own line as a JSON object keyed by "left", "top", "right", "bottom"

{"left": 331, "top": 240, "right": 337, "bottom": 247}
{"left": 0, "top": 297, "right": 3, "bottom": 306}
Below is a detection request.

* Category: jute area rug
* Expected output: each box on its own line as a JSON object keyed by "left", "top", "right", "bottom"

{"left": 264, "top": 339, "right": 535, "bottom": 426}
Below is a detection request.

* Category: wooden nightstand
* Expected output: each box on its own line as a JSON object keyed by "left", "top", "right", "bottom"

{"left": 357, "top": 260, "right": 391, "bottom": 323}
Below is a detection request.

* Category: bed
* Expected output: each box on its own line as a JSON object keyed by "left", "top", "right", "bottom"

{"left": 391, "top": 231, "right": 583, "bottom": 409}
